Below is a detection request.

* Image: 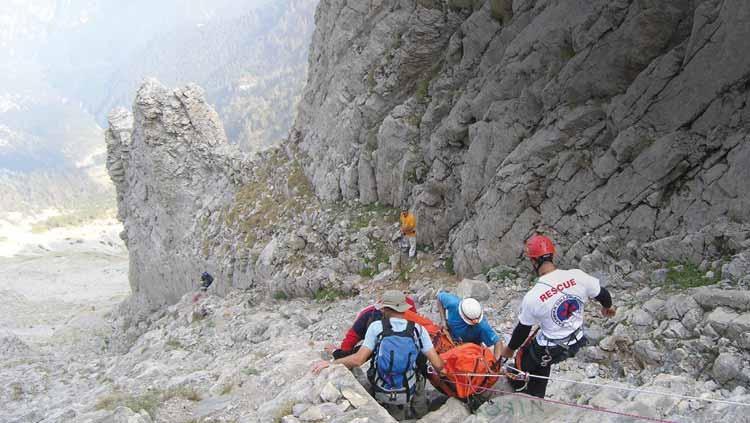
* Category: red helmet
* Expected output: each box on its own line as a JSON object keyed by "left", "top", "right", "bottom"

{"left": 525, "top": 235, "right": 555, "bottom": 258}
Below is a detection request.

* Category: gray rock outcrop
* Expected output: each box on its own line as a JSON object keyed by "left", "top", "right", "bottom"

{"left": 105, "top": 80, "right": 253, "bottom": 307}
{"left": 292, "top": 0, "right": 750, "bottom": 275}
{"left": 456, "top": 279, "right": 491, "bottom": 301}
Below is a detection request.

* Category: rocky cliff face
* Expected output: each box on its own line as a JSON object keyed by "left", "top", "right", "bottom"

{"left": 105, "top": 0, "right": 750, "bottom": 315}
{"left": 293, "top": 0, "right": 750, "bottom": 275}
{"left": 105, "top": 80, "right": 254, "bottom": 307}
{"left": 105, "top": 79, "right": 400, "bottom": 309}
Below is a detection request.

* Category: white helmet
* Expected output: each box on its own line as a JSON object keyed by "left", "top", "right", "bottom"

{"left": 459, "top": 298, "right": 483, "bottom": 325}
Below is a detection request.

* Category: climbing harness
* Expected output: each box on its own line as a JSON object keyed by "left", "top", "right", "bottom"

{"left": 528, "top": 279, "right": 588, "bottom": 367}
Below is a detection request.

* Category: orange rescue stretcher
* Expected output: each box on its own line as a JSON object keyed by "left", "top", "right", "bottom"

{"left": 404, "top": 310, "right": 502, "bottom": 399}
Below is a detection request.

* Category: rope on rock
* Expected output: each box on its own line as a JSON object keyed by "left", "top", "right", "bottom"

{"left": 438, "top": 365, "right": 750, "bottom": 408}
{"left": 428, "top": 369, "right": 678, "bottom": 423}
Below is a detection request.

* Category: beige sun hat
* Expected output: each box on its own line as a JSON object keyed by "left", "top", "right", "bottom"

{"left": 375, "top": 290, "right": 410, "bottom": 312}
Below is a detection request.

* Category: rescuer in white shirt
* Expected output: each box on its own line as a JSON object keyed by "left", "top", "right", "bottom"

{"left": 500, "top": 234, "right": 616, "bottom": 398}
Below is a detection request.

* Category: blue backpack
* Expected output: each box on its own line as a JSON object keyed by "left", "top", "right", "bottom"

{"left": 368, "top": 317, "right": 422, "bottom": 405}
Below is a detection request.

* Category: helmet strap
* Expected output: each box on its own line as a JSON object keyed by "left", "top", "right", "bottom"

{"left": 532, "top": 258, "right": 541, "bottom": 275}
{"left": 532, "top": 255, "right": 554, "bottom": 275}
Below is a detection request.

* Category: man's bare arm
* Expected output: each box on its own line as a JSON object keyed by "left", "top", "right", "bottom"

{"left": 423, "top": 348, "right": 445, "bottom": 375}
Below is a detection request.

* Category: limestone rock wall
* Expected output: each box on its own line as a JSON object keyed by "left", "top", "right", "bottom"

{"left": 105, "top": 80, "right": 253, "bottom": 307}
{"left": 107, "top": 0, "right": 750, "bottom": 307}
{"left": 292, "top": 0, "right": 750, "bottom": 275}
{"left": 105, "top": 79, "right": 406, "bottom": 309}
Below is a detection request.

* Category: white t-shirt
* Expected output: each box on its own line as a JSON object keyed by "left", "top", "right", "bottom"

{"left": 518, "top": 269, "right": 601, "bottom": 346}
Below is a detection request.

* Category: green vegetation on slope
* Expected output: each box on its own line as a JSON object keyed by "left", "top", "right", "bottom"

{"left": 666, "top": 262, "right": 721, "bottom": 289}
{"left": 95, "top": 388, "right": 201, "bottom": 417}
{"left": 222, "top": 149, "right": 315, "bottom": 248}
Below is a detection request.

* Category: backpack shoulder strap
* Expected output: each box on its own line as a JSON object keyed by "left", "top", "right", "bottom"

{"left": 409, "top": 321, "right": 424, "bottom": 350}
{"left": 369, "top": 318, "right": 388, "bottom": 369}
{"left": 380, "top": 315, "right": 393, "bottom": 337}
{"left": 365, "top": 310, "right": 379, "bottom": 327}
{"left": 404, "top": 320, "right": 416, "bottom": 336}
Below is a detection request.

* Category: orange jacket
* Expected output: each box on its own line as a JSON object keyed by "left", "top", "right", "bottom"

{"left": 400, "top": 212, "right": 416, "bottom": 237}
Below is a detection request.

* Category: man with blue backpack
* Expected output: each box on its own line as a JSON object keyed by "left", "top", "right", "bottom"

{"left": 312, "top": 291, "right": 445, "bottom": 413}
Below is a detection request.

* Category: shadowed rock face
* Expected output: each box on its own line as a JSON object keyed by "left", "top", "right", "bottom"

{"left": 292, "top": 0, "right": 750, "bottom": 275}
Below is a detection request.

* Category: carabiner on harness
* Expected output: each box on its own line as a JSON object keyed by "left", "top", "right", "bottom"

{"left": 540, "top": 351, "right": 553, "bottom": 367}
{"left": 502, "top": 363, "right": 531, "bottom": 392}
{"left": 513, "top": 372, "right": 530, "bottom": 392}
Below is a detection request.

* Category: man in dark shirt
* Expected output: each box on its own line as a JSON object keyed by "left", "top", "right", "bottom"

{"left": 325, "top": 296, "right": 417, "bottom": 359}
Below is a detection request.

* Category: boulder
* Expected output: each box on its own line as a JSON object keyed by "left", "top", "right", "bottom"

{"left": 630, "top": 309, "right": 655, "bottom": 328}
{"left": 642, "top": 298, "right": 666, "bottom": 320}
{"left": 298, "top": 405, "right": 325, "bottom": 421}
{"left": 292, "top": 403, "right": 311, "bottom": 417}
{"left": 585, "top": 363, "right": 600, "bottom": 378}
{"left": 705, "top": 307, "right": 750, "bottom": 338}
{"left": 288, "top": 234, "right": 307, "bottom": 252}
{"left": 681, "top": 308, "right": 704, "bottom": 332}
{"left": 693, "top": 288, "right": 750, "bottom": 312}
{"left": 721, "top": 253, "right": 750, "bottom": 281}
{"left": 712, "top": 353, "right": 744, "bottom": 384}
{"left": 320, "top": 382, "right": 341, "bottom": 403}
{"left": 584, "top": 326, "right": 606, "bottom": 345}
{"left": 738, "top": 333, "right": 750, "bottom": 350}
{"left": 258, "top": 364, "right": 396, "bottom": 423}
{"left": 663, "top": 320, "right": 691, "bottom": 339}
{"left": 341, "top": 389, "right": 369, "bottom": 409}
{"left": 651, "top": 269, "right": 669, "bottom": 284}
{"left": 456, "top": 279, "right": 491, "bottom": 302}
{"left": 664, "top": 294, "right": 701, "bottom": 320}
{"left": 373, "top": 270, "right": 394, "bottom": 283}
{"left": 633, "top": 340, "right": 661, "bottom": 366}
{"left": 417, "top": 397, "right": 470, "bottom": 422}
{"left": 580, "top": 250, "right": 609, "bottom": 273}
{"left": 628, "top": 269, "right": 648, "bottom": 284}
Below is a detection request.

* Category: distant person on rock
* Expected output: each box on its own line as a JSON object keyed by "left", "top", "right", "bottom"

{"left": 312, "top": 291, "right": 445, "bottom": 410}
{"left": 193, "top": 272, "right": 214, "bottom": 303}
{"left": 200, "top": 272, "right": 214, "bottom": 291}
{"left": 400, "top": 208, "right": 417, "bottom": 258}
{"left": 500, "top": 234, "right": 616, "bottom": 398}
{"left": 324, "top": 295, "right": 418, "bottom": 359}
{"left": 436, "top": 292, "right": 504, "bottom": 358}
{"left": 192, "top": 272, "right": 215, "bottom": 319}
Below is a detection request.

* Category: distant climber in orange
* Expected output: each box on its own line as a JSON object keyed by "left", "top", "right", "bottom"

{"left": 400, "top": 207, "right": 417, "bottom": 258}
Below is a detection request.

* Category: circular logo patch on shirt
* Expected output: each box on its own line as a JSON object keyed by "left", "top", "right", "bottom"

{"left": 551, "top": 296, "right": 583, "bottom": 327}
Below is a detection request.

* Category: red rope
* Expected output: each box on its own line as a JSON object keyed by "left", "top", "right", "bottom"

{"left": 428, "top": 370, "right": 678, "bottom": 423}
